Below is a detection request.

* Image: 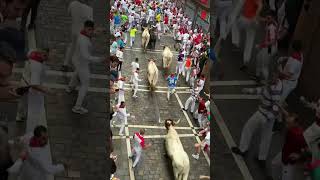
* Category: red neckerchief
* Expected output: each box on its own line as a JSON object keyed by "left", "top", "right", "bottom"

{"left": 291, "top": 52, "right": 302, "bottom": 62}
{"left": 135, "top": 132, "right": 145, "bottom": 148}
{"left": 28, "top": 51, "right": 45, "bottom": 63}
{"left": 29, "top": 136, "right": 42, "bottom": 147}
{"left": 80, "top": 30, "right": 91, "bottom": 39}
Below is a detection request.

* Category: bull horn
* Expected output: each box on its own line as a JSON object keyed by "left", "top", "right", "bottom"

{"left": 174, "top": 119, "right": 181, "bottom": 125}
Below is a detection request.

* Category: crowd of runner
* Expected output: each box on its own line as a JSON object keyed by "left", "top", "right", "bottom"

{"left": 109, "top": 0, "right": 212, "bottom": 179}
{"left": 214, "top": 0, "right": 320, "bottom": 179}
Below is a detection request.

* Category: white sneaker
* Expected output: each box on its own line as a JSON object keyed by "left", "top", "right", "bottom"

{"left": 132, "top": 95, "right": 138, "bottom": 98}
{"left": 72, "top": 106, "right": 88, "bottom": 114}
{"left": 119, "top": 133, "right": 124, "bottom": 136}
{"left": 192, "top": 154, "right": 199, "bottom": 160}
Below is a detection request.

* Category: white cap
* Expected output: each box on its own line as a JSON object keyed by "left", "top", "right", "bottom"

{"left": 115, "top": 32, "right": 121, "bottom": 37}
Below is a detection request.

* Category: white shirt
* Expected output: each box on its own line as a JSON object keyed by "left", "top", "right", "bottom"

{"left": 116, "top": 50, "right": 124, "bottom": 62}
{"left": 283, "top": 55, "right": 303, "bottom": 81}
{"left": 198, "top": 79, "right": 205, "bottom": 91}
{"left": 128, "top": 14, "right": 135, "bottom": 23}
{"left": 116, "top": 106, "right": 129, "bottom": 120}
{"left": 183, "top": 33, "right": 190, "bottom": 41}
{"left": 72, "top": 34, "right": 101, "bottom": 68}
{"left": 148, "top": 9, "right": 154, "bottom": 16}
{"left": 68, "top": 1, "right": 93, "bottom": 35}
{"left": 15, "top": 133, "right": 64, "bottom": 180}
{"left": 131, "top": 61, "right": 139, "bottom": 72}
{"left": 156, "top": 23, "right": 161, "bottom": 31}
{"left": 118, "top": 80, "right": 125, "bottom": 97}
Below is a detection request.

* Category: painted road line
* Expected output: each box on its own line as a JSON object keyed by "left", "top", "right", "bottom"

{"left": 213, "top": 94, "right": 259, "bottom": 100}
{"left": 11, "top": 81, "right": 262, "bottom": 100}
{"left": 113, "top": 134, "right": 196, "bottom": 140}
{"left": 112, "top": 124, "right": 200, "bottom": 130}
{"left": 125, "top": 47, "right": 179, "bottom": 55}
{"left": 211, "top": 102, "right": 254, "bottom": 180}
{"left": 174, "top": 93, "right": 210, "bottom": 165}
{"left": 10, "top": 81, "right": 261, "bottom": 100}
{"left": 124, "top": 83, "right": 190, "bottom": 90}
{"left": 211, "top": 80, "right": 257, "bottom": 86}
{"left": 124, "top": 122, "right": 135, "bottom": 180}
{"left": 13, "top": 68, "right": 108, "bottom": 80}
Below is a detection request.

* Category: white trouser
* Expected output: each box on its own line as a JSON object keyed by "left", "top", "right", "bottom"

{"left": 132, "top": 82, "right": 138, "bottom": 96}
{"left": 256, "top": 45, "right": 277, "bottom": 80}
{"left": 198, "top": 113, "right": 204, "bottom": 128}
{"left": 217, "top": 4, "right": 232, "bottom": 40}
{"left": 27, "top": 90, "right": 44, "bottom": 133}
{"left": 119, "top": 117, "right": 127, "bottom": 135}
{"left": 123, "top": 32, "right": 128, "bottom": 44}
{"left": 176, "top": 61, "right": 184, "bottom": 76}
{"left": 185, "top": 96, "right": 196, "bottom": 113}
{"left": 130, "top": 36, "right": 135, "bottom": 47}
{"left": 64, "top": 33, "right": 78, "bottom": 66}
{"left": 118, "top": 92, "right": 125, "bottom": 105}
{"left": 184, "top": 68, "right": 191, "bottom": 82}
{"left": 239, "top": 111, "right": 274, "bottom": 160}
{"left": 304, "top": 122, "right": 320, "bottom": 161}
{"left": 232, "top": 16, "right": 257, "bottom": 65}
{"left": 147, "top": 15, "right": 154, "bottom": 23}
{"left": 167, "top": 87, "right": 175, "bottom": 100}
{"left": 69, "top": 66, "right": 90, "bottom": 107}
{"left": 132, "top": 147, "right": 142, "bottom": 167}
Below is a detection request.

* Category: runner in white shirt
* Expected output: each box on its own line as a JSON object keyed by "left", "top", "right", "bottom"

{"left": 197, "top": 75, "right": 205, "bottom": 93}
{"left": 116, "top": 47, "right": 124, "bottom": 72}
{"left": 116, "top": 76, "right": 126, "bottom": 105}
{"left": 192, "top": 130, "right": 210, "bottom": 160}
{"left": 279, "top": 40, "right": 303, "bottom": 103}
{"left": 147, "top": 8, "right": 154, "bottom": 23}
{"left": 182, "top": 84, "right": 200, "bottom": 114}
{"left": 128, "top": 13, "right": 135, "bottom": 29}
{"left": 114, "top": 102, "right": 130, "bottom": 136}
{"left": 67, "top": 21, "right": 103, "bottom": 114}
{"left": 155, "top": 21, "right": 162, "bottom": 40}
{"left": 130, "top": 58, "right": 139, "bottom": 82}
{"left": 132, "top": 68, "right": 142, "bottom": 98}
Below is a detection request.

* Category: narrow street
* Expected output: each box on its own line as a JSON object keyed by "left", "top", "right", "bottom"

{"left": 110, "top": 29, "right": 210, "bottom": 179}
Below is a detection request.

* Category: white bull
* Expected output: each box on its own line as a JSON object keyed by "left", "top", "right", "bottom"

{"left": 142, "top": 27, "right": 150, "bottom": 52}
{"left": 162, "top": 46, "right": 173, "bottom": 70}
{"left": 165, "top": 119, "right": 190, "bottom": 180}
{"left": 147, "top": 59, "right": 158, "bottom": 91}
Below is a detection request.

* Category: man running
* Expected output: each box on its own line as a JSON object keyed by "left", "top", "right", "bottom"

{"left": 166, "top": 73, "right": 178, "bottom": 100}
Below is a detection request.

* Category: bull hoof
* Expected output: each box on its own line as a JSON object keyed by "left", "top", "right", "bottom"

{"left": 163, "top": 153, "right": 169, "bottom": 158}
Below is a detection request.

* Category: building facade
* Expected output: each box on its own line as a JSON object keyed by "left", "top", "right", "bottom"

{"left": 175, "top": 0, "right": 210, "bottom": 32}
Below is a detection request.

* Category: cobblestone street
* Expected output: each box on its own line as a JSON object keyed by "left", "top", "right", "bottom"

{"left": 110, "top": 30, "right": 210, "bottom": 179}
{"left": 10, "top": 0, "right": 109, "bottom": 179}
